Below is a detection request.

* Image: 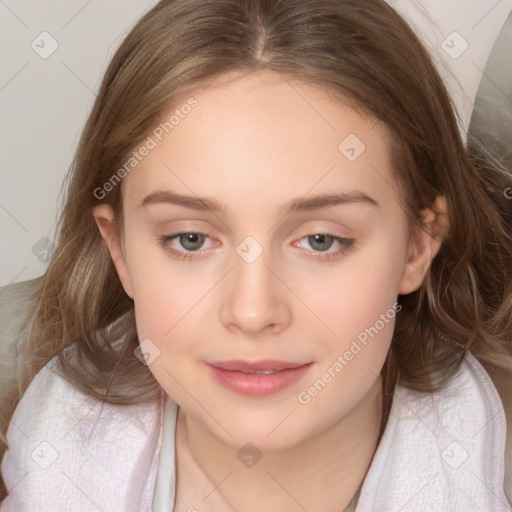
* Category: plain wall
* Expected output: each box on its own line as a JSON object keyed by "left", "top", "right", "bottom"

{"left": 0, "top": 1, "right": 158, "bottom": 286}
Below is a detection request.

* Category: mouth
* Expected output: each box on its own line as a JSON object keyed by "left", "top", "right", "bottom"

{"left": 206, "top": 360, "right": 313, "bottom": 396}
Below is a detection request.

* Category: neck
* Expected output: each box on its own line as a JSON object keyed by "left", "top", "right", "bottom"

{"left": 175, "top": 375, "right": 386, "bottom": 512}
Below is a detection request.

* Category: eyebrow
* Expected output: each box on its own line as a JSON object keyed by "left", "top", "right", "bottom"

{"left": 140, "top": 189, "right": 379, "bottom": 215}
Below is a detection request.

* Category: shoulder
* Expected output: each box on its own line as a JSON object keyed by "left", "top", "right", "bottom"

{"left": 358, "top": 350, "right": 511, "bottom": 511}
{"left": 1, "top": 354, "right": 165, "bottom": 512}
{"left": 401, "top": 350, "right": 507, "bottom": 429}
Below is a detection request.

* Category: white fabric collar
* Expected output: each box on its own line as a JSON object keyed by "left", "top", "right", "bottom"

{"left": 357, "top": 350, "right": 511, "bottom": 511}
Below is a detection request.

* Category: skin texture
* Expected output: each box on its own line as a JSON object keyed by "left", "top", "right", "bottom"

{"left": 94, "top": 70, "right": 446, "bottom": 511}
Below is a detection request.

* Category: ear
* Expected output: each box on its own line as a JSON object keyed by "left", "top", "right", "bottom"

{"left": 92, "top": 204, "right": 134, "bottom": 299}
{"left": 398, "top": 196, "right": 449, "bottom": 295}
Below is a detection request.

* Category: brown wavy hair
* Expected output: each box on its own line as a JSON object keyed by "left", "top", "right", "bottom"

{"left": 2, "top": 0, "right": 512, "bottom": 498}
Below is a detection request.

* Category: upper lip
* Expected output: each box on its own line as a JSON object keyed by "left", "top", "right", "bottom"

{"left": 208, "top": 360, "right": 310, "bottom": 372}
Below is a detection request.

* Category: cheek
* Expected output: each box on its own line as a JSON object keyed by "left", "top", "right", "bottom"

{"left": 122, "top": 224, "right": 209, "bottom": 336}
{"left": 290, "top": 229, "right": 407, "bottom": 409}
{"left": 131, "top": 261, "right": 208, "bottom": 344}
{"left": 128, "top": 251, "right": 210, "bottom": 398}
{"left": 294, "top": 233, "right": 407, "bottom": 342}
{"left": 293, "top": 248, "right": 403, "bottom": 418}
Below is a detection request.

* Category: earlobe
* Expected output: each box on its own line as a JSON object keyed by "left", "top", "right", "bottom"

{"left": 92, "top": 204, "right": 134, "bottom": 299}
{"left": 398, "top": 196, "right": 449, "bottom": 295}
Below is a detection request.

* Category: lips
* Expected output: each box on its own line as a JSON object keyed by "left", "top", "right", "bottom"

{"left": 206, "top": 360, "right": 313, "bottom": 396}
{"left": 208, "top": 359, "right": 307, "bottom": 372}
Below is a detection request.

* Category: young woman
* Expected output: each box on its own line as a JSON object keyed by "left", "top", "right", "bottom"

{"left": 1, "top": 0, "right": 511, "bottom": 510}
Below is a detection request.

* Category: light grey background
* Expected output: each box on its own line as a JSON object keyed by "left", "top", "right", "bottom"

{"left": 0, "top": 1, "right": 158, "bottom": 286}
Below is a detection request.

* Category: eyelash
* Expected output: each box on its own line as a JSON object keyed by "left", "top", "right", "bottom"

{"left": 158, "top": 231, "right": 355, "bottom": 262}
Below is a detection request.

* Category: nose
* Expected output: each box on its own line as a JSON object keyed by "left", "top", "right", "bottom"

{"left": 219, "top": 246, "right": 292, "bottom": 336}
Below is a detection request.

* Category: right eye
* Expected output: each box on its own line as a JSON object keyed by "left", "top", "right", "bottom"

{"left": 158, "top": 231, "right": 216, "bottom": 260}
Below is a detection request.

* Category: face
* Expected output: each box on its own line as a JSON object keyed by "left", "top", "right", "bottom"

{"left": 94, "top": 69, "right": 442, "bottom": 451}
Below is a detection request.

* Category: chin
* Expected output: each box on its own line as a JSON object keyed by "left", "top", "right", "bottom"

{"left": 197, "top": 406, "right": 319, "bottom": 453}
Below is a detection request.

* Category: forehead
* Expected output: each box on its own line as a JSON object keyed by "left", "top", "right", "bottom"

{"left": 121, "top": 70, "right": 398, "bottom": 213}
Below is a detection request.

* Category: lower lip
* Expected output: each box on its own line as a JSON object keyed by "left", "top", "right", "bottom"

{"left": 207, "top": 363, "right": 313, "bottom": 397}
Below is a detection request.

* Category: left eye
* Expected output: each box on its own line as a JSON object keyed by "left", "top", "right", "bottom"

{"left": 158, "top": 231, "right": 354, "bottom": 261}
{"left": 293, "top": 234, "right": 354, "bottom": 260}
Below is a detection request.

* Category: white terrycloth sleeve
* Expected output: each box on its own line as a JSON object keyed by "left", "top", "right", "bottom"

{"left": 0, "top": 355, "right": 163, "bottom": 512}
